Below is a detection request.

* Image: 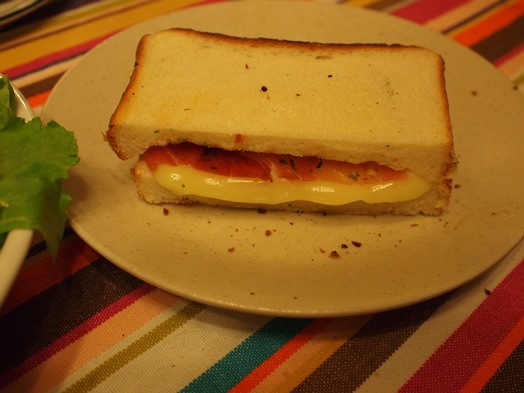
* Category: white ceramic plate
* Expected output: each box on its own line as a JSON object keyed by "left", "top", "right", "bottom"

{"left": 42, "top": 1, "right": 524, "bottom": 317}
{"left": 0, "top": 76, "right": 34, "bottom": 307}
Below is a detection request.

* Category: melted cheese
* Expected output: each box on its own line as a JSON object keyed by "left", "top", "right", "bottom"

{"left": 152, "top": 164, "right": 432, "bottom": 205}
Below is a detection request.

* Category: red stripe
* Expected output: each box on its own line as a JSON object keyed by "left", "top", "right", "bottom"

{"left": 0, "top": 240, "right": 100, "bottom": 316}
{"left": 493, "top": 41, "right": 524, "bottom": 66}
{"left": 229, "top": 318, "right": 332, "bottom": 392}
{"left": 452, "top": 2, "right": 524, "bottom": 47}
{"left": 393, "top": 0, "right": 470, "bottom": 24}
{"left": 460, "top": 315, "right": 524, "bottom": 392}
{"left": 399, "top": 258, "right": 524, "bottom": 392}
{"left": 0, "top": 283, "right": 155, "bottom": 388}
{"left": 2, "top": 32, "right": 116, "bottom": 79}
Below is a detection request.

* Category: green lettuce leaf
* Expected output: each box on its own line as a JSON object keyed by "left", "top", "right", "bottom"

{"left": 0, "top": 75, "right": 79, "bottom": 259}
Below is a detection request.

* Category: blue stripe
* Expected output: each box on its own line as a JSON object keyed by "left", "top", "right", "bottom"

{"left": 181, "top": 317, "right": 313, "bottom": 392}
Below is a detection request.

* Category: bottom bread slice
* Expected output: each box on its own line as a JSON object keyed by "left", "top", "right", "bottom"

{"left": 134, "top": 161, "right": 451, "bottom": 216}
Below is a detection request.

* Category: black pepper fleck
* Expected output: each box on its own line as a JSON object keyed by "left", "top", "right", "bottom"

{"left": 348, "top": 172, "right": 360, "bottom": 181}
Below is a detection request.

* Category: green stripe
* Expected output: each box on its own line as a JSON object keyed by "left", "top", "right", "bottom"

{"left": 181, "top": 317, "right": 313, "bottom": 392}
{"left": 63, "top": 302, "right": 205, "bottom": 393}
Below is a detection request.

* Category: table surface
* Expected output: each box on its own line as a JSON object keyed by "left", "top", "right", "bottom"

{"left": 1, "top": 0, "right": 524, "bottom": 392}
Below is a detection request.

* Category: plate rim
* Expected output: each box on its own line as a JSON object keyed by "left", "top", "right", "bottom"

{"left": 42, "top": 1, "right": 524, "bottom": 317}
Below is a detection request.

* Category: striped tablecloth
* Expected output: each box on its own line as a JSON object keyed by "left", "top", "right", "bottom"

{"left": 1, "top": 0, "right": 524, "bottom": 392}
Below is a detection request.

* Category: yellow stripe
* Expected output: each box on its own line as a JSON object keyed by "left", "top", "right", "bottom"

{"left": 343, "top": 0, "right": 377, "bottom": 7}
{"left": 0, "top": 0, "right": 148, "bottom": 48}
{"left": 2, "top": 0, "right": 201, "bottom": 70}
{"left": 48, "top": 0, "right": 153, "bottom": 29}
{"left": 61, "top": 302, "right": 205, "bottom": 393}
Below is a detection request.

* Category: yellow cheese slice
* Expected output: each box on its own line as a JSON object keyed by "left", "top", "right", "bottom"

{"left": 152, "top": 164, "right": 432, "bottom": 205}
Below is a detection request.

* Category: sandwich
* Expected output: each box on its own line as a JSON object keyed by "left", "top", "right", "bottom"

{"left": 106, "top": 28, "right": 456, "bottom": 215}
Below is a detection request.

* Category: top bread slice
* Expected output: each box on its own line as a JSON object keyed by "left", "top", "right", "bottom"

{"left": 107, "top": 28, "right": 455, "bottom": 184}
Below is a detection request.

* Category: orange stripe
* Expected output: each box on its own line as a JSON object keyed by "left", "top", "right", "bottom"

{"left": 3, "top": 288, "right": 178, "bottom": 393}
{"left": 27, "top": 90, "right": 50, "bottom": 108}
{"left": 229, "top": 319, "right": 332, "bottom": 392}
{"left": 1, "top": 239, "right": 100, "bottom": 315}
{"left": 425, "top": 0, "right": 502, "bottom": 32}
{"left": 251, "top": 315, "right": 369, "bottom": 392}
{"left": 451, "top": 1, "right": 524, "bottom": 47}
{"left": 460, "top": 315, "right": 524, "bottom": 392}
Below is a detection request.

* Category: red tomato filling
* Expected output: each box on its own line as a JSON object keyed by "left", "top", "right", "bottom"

{"left": 143, "top": 143, "right": 272, "bottom": 180}
{"left": 141, "top": 142, "right": 407, "bottom": 184}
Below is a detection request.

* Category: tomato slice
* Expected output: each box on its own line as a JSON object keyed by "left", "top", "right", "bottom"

{"left": 142, "top": 143, "right": 272, "bottom": 180}
{"left": 141, "top": 142, "right": 407, "bottom": 184}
